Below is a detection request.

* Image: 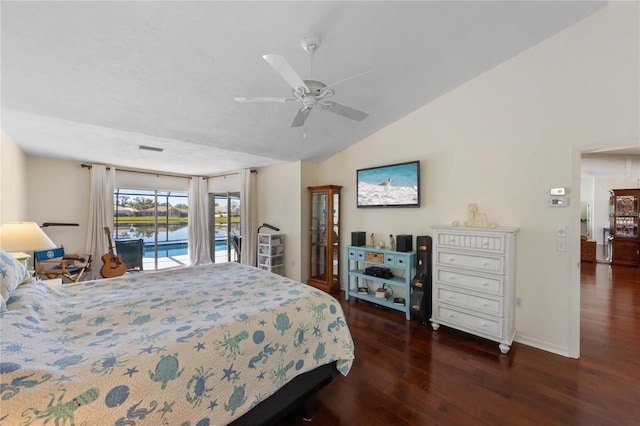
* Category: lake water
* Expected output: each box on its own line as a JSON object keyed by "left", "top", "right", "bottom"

{"left": 114, "top": 224, "right": 229, "bottom": 257}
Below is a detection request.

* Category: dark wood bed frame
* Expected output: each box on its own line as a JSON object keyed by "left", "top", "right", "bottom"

{"left": 230, "top": 362, "right": 339, "bottom": 425}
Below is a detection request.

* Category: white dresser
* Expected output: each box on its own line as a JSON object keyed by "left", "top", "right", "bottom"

{"left": 430, "top": 226, "right": 518, "bottom": 354}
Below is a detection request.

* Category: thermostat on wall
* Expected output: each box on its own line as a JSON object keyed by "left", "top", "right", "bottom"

{"left": 550, "top": 187, "right": 567, "bottom": 196}
{"left": 548, "top": 196, "right": 569, "bottom": 207}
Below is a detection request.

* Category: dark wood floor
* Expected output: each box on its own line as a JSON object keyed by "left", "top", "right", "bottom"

{"left": 280, "top": 263, "right": 640, "bottom": 425}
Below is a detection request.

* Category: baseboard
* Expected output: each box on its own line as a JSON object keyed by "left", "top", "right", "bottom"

{"left": 514, "top": 334, "right": 571, "bottom": 358}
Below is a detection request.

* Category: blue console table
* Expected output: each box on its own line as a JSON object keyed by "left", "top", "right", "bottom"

{"left": 345, "top": 245, "right": 416, "bottom": 320}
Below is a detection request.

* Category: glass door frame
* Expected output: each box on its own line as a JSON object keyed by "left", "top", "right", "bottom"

{"left": 209, "top": 192, "right": 241, "bottom": 263}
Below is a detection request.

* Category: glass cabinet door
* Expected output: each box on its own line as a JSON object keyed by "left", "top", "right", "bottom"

{"left": 310, "top": 191, "right": 328, "bottom": 281}
{"left": 332, "top": 191, "right": 340, "bottom": 282}
{"left": 614, "top": 194, "right": 638, "bottom": 238}
{"left": 308, "top": 185, "right": 341, "bottom": 292}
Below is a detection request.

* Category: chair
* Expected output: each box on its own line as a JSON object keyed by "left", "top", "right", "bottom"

{"left": 229, "top": 235, "right": 241, "bottom": 263}
{"left": 34, "top": 247, "right": 92, "bottom": 283}
{"left": 115, "top": 239, "right": 144, "bottom": 271}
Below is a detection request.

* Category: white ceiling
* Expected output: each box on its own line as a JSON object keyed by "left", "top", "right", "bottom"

{"left": 1, "top": 1, "right": 609, "bottom": 176}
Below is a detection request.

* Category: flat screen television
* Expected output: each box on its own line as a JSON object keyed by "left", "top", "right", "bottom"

{"left": 357, "top": 160, "right": 420, "bottom": 208}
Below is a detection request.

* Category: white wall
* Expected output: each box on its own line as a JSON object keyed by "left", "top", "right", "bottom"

{"left": 26, "top": 157, "right": 91, "bottom": 253}
{"left": 309, "top": 1, "right": 639, "bottom": 357}
{"left": 0, "top": 131, "right": 29, "bottom": 223}
{"left": 256, "top": 161, "right": 305, "bottom": 282}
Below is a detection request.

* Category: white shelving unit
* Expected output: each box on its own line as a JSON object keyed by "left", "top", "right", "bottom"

{"left": 257, "top": 233, "right": 285, "bottom": 276}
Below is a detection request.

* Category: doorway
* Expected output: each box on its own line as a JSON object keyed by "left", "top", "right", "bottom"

{"left": 576, "top": 143, "right": 640, "bottom": 357}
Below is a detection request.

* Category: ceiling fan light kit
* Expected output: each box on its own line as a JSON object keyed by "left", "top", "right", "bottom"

{"left": 236, "top": 33, "right": 369, "bottom": 128}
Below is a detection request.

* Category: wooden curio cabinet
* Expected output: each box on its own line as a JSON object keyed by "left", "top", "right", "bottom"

{"left": 308, "top": 185, "right": 341, "bottom": 293}
{"left": 609, "top": 189, "right": 640, "bottom": 267}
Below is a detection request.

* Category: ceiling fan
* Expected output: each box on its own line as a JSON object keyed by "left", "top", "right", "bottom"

{"left": 235, "top": 34, "right": 371, "bottom": 127}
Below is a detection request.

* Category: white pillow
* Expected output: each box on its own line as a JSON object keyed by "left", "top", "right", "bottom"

{"left": 0, "top": 248, "right": 32, "bottom": 311}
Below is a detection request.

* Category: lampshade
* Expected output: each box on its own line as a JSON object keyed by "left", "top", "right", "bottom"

{"left": 0, "top": 222, "right": 57, "bottom": 251}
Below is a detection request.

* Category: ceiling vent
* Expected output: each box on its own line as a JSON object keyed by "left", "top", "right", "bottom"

{"left": 137, "top": 145, "right": 164, "bottom": 152}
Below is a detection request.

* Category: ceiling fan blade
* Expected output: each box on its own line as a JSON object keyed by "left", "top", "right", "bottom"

{"left": 234, "top": 97, "right": 296, "bottom": 103}
{"left": 324, "top": 69, "right": 375, "bottom": 90}
{"left": 290, "top": 107, "right": 311, "bottom": 127}
{"left": 263, "top": 54, "right": 309, "bottom": 92}
{"left": 321, "top": 102, "right": 368, "bottom": 122}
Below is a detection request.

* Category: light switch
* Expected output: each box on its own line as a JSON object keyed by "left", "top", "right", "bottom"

{"left": 556, "top": 239, "right": 566, "bottom": 252}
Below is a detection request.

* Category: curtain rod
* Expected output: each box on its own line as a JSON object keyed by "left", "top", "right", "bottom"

{"left": 81, "top": 164, "right": 256, "bottom": 179}
{"left": 211, "top": 170, "right": 257, "bottom": 179}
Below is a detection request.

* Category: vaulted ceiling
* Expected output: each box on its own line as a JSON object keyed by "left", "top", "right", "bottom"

{"left": 1, "top": 1, "right": 608, "bottom": 175}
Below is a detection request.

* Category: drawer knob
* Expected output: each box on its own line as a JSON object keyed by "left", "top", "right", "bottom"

{"left": 448, "top": 295, "right": 455, "bottom": 300}
{"left": 449, "top": 258, "right": 455, "bottom": 262}
{"left": 481, "top": 302, "right": 488, "bottom": 307}
{"left": 482, "top": 261, "right": 489, "bottom": 266}
{"left": 482, "top": 282, "right": 489, "bottom": 286}
{"left": 447, "top": 313, "right": 454, "bottom": 318}
{"left": 481, "top": 322, "right": 488, "bottom": 327}
{"left": 449, "top": 276, "right": 456, "bottom": 281}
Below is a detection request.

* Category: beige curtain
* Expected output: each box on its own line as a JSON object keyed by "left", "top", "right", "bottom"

{"left": 188, "top": 177, "right": 211, "bottom": 266}
{"left": 84, "top": 164, "right": 115, "bottom": 279}
{"left": 240, "top": 169, "right": 256, "bottom": 266}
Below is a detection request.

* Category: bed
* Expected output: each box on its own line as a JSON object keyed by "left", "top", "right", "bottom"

{"left": 0, "top": 251, "right": 355, "bottom": 425}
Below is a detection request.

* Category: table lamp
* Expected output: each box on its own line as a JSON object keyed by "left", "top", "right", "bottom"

{"left": 0, "top": 222, "right": 57, "bottom": 268}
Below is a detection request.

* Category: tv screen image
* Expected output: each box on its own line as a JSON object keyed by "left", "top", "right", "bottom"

{"left": 357, "top": 161, "right": 420, "bottom": 208}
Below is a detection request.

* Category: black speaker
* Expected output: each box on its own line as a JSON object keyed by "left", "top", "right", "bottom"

{"left": 396, "top": 234, "right": 413, "bottom": 252}
{"left": 351, "top": 231, "right": 366, "bottom": 246}
{"left": 416, "top": 235, "right": 432, "bottom": 276}
{"left": 410, "top": 235, "right": 433, "bottom": 323}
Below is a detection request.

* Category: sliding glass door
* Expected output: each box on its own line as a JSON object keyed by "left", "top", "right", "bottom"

{"left": 113, "top": 188, "right": 189, "bottom": 270}
{"left": 210, "top": 193, "right": 241, "bottom": 263}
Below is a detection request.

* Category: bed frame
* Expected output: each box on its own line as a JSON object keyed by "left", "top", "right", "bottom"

{"left": 230, "top": 362, "right": 339, "bottom": 425}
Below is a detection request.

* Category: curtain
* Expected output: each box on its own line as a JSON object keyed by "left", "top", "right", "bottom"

{"left": 85, "top": 164, "right": 115, "bottom": 279}
{"left": 240, "top": 169, "right": 256, "bottom": 266}
{"left": 188, "top": 176, "right": 211, "bottom": 266}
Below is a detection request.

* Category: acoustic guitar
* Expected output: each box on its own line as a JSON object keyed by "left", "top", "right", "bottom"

{"left": 101, "top": 227, "right": 127, "bottom": 278}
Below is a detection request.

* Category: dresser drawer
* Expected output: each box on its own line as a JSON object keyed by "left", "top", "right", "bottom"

{"left": 436, "top": 251, "right": 504, "bottom": 274}
{"left": 347, "top": 248, "right": 358, "bottom": 260}
{"left": 434, "top": 304, "right": 502, "bottom": 338}
{"left": 437, "top": 231, "right": 505, "bottom": 254}
{"left": 384, "top": 253, "right": 396, "bottom": 265}
{"left": 435, "top": 285, "right": 503, "bottom": 317}
{"left": 436, "top": 269, "right": 503, "bottom": 295}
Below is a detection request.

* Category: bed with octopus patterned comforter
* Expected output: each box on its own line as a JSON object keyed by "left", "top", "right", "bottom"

{"left": 0, "top": 262, "right": 355, "bottom": 425}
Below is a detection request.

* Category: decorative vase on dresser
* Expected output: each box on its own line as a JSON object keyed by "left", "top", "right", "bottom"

{"left": 430, "top": 226, "right": 518, "bottom": 354}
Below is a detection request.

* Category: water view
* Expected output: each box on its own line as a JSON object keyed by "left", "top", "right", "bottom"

{"left": 114, "top": 224, "right": 231, "bottom": 258}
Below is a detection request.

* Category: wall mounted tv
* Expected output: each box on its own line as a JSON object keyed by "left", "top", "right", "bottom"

{"left": 357, "top": 160, "right": 420, "bottom": 208}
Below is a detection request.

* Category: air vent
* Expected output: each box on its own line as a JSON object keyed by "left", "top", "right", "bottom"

{"left": 137, "top": 145, "right": 164, "bottom": 152}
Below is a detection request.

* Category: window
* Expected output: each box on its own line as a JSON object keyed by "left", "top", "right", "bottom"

{"left": 113, "top": 188, "right": 189, "bottom": 270}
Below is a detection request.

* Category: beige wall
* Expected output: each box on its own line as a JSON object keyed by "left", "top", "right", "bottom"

{"left": 255, "top": 161, "right": 306, "bottom": 282}
{"left": 26, "top": 157, "right": 91, "bottom": 253}
{"left": 308, "top": 2, "right": 639, "bottom": 357}
{"left": 0, "top": 131, "right": 29, "bottom": 223}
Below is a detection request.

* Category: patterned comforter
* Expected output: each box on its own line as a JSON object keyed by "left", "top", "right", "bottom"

{"left": 0, "top": 263, "right": 355, "bottom": 425}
